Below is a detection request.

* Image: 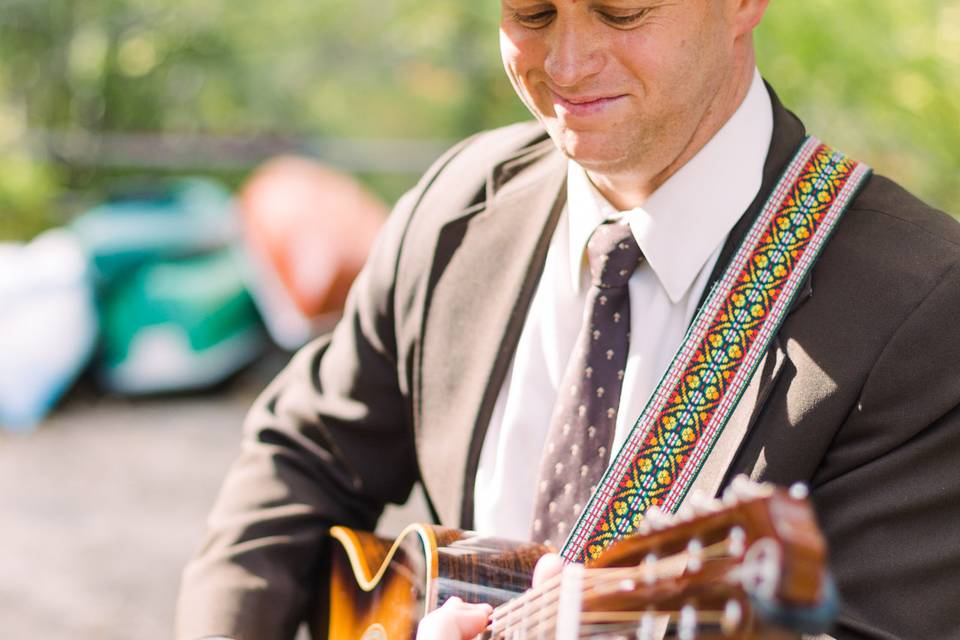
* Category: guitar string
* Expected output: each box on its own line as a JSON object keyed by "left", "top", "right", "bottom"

{"left": 489, "top": 570, "right": 565, "bottom": 635}
{"left": 578, "top": 610, "right": 728, "bottom": 623}
{"left": 492, "top": 551, "right": 714, "bottom": 638}
{"left": 491, "top": 609, "right": 732, "bottom": 640}
{"left": 511, "top": 562, "right": 685, "bottom": 640}
{"left": 574, "top": 610, "right": 730, "bottom": 640}
{"left": 488, "top": 536, "right": 738, "bottom": 639}
{"left": 516, "top": 561, "right": 735, "bottom": 640}
{"left": 490, "top": 532, "right": 737, "bottom": 624}
{"left": 489, "top": 537, "right": 733, "bottom": 628}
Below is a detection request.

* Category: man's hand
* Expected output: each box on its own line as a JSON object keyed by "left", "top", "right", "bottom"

{"left": 415, "top": 597, "right": 492, "bottom": 640}
{"left": 415, "top": 553, "right": 564, "bottom": 640}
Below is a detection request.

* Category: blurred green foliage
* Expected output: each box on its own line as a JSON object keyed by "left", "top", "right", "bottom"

{"left": 1, "top": 0, "right": 958, "bottom": 241}
{"left": 757, "top": 0, "right": 960, "bottom": 226}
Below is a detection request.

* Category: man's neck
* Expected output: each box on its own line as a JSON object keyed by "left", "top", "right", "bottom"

{"left": 588, "top": 51, "right": 758, "bottom": 211}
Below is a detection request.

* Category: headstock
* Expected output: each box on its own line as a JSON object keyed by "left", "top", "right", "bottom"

{"left": 488, "top": 477, "right": 836, "bottom": 639}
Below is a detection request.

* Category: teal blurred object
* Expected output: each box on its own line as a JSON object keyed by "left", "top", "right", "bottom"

{"left": 69, "top": 177, "right": 267, "bottom": 395}
{"left": 70, "top": 178, "right": 238, "bottom": 287}
{"left": 97, "top": 248, "right": 265, "bottom": 394}
{"left": 0, "top": 229, "right": 98, "bottom": 431}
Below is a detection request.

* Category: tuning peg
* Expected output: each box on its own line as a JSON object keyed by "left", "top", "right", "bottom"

{"left": 733, "top": 475, "right": 761, "bottom": 499}
{"left": 689, "top": 491, "right": 724, "bottom": 515}
{"left": 725, "top": 475, "right": 774, "bottom": 503}
{"left": 675, "top": 502, "right": 695, "bottom": 522}
{"left": 679, "top": 604, "right": 698, "bottom": 640}
{"left": 636, "top": 518, "right": 653, "bottom": 536}
{"left": 789, "top": 482, "right": 810, "bottom": 499}
{"left": 618, "top": 578, "right": 637, "bottom": 592}
{"left": 721, "top": 475, "right": 752, "bottom": 506}
{"left": 728, "top": 526, "right": 747, "bottom": 557}
{"left": 643, "top": 552, "right": 659, "bottom": 585}
{"left": 686, "top": 538, "right": 704, "bottom": 572}
{"left": 644, "top": 505, "right": 672, "bottom": 530}
{"left": 721, "top": 599, "right": 743, "bottom": 635}
{"left": 637, "top": 610, "right": 657, "bottom": 640}
{"left": 722, "top": 484, "right": 738, "bottom": 507}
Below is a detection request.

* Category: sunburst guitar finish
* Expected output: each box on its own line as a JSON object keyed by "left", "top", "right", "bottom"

{"left": 322, "top": 523, "right": 549, "bottom": 639}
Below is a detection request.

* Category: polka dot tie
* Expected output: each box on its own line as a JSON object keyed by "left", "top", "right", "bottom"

{"left": 531, "top": 220, "right": 643, "bottom": 547}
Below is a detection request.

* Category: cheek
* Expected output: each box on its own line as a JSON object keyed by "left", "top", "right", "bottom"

{"left": 618, "top": 36, "right": 698, "bottom": 105}
{"left": 499, "top": 28, "right": 522, "bottom": 78}
{"left": 499, "top": 26, "right": 547, "bottom": 82}
{"left": 500, "top": 27, "right": 538, "bottom": 115}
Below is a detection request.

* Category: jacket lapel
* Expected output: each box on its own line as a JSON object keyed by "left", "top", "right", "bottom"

{"left": 417, "top": 144, "right": 567, "bottom": 527}
{"left": 417, "top": 87, "right": 821, "bottom": 523}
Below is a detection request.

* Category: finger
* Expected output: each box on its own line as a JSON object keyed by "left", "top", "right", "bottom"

{"left": 417, "top": 597, "right": 492, "bottom": 640}
{"left": 453, "top": 602, "right": 494, "bottom": 636}
{"left": 532, "top": 552, "right": 564, "bottom": 588}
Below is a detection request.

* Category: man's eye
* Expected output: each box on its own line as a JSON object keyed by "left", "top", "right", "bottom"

{"left": 598, "top": 10, "right": 649, "bottom": 28}
{"left": 513, "top": 9, "right": 556, "bottom": 28}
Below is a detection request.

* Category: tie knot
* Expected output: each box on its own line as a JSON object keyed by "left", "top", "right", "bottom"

{"left": 587, "top": 221, "right": 643, "bottom": 288}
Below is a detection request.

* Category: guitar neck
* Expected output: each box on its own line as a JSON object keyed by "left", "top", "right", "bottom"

{"left": 486, "top": 546, "right": 752, "bottom": 639}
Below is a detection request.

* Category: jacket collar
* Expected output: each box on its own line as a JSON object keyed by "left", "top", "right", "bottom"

{"left": 697, "top": 84, "right": 811, "bottom": 311}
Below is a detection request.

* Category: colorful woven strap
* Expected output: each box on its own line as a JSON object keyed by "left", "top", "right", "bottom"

{"left": 561, "top": 137, "right": 872, "bottom": 564}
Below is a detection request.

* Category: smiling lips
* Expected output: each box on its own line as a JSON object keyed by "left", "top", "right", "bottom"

{"left": 549, "top": 89, "right": 627, "bottom": 117}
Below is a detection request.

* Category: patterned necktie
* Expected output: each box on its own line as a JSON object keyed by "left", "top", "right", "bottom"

{"left": 531, "top": 220, "right": 643, "bottom": 547}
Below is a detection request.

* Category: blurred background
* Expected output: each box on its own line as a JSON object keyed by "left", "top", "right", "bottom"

{"left": 1, "top": 1, "right": 958, "bottom": 638}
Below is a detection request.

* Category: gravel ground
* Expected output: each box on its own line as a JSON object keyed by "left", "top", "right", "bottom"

{"left": 0, "top": 359, "right": 428, "bottom": 640}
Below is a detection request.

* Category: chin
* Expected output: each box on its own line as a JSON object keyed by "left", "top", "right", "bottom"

{"left": 551, "top": 128, "right": 630, "bottom": 171}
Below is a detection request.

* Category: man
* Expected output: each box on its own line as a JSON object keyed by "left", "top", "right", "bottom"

{"left": 178, "top": 1, "right": 960, "bottom": 638}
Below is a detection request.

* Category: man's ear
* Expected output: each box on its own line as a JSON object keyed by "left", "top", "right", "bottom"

{"left": 727, "top": 0, "right": 770, "bottom": 37}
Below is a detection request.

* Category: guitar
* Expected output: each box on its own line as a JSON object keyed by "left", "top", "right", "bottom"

{"left": 315, "top": 478, "right": 836, "bottom": 639}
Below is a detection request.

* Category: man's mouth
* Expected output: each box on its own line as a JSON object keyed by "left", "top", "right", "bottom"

{"left": 549, "top": 90, "right": 627, "bottom": 116}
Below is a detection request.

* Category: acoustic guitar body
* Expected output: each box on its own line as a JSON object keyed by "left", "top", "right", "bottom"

{"left": 321, "top": 523, "right": 550, "bottom": 640}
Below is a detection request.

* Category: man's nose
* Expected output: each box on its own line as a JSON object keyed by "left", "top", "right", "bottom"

{"left": 543, "top": 21, "right": 605, "bottom": 88}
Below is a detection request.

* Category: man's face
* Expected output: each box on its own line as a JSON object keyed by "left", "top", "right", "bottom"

{"left": 500, "top": 0, "right": 743, "bottom": 180}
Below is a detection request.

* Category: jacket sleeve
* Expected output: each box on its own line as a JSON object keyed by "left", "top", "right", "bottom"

{"left": 812, "top": 260, "right": 960, "bottom": 640}
{"left": 174, "top": 124, "right": 545, "bottom": 639}
{"left": 175, "top": 183, "right": 425, "bottom": 640}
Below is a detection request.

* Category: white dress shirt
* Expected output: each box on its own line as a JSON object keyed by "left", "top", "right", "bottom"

{"left": 473, "top": 69, "right": 774, "bottom": 541}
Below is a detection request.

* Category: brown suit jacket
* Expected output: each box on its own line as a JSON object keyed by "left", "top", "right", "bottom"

{"left": 177, "top": 91, "right": 960, "bottom": 640}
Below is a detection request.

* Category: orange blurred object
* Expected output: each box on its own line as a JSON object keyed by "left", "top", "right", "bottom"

{"left": 239, "top": 156, "right": 387, "bottom": 323}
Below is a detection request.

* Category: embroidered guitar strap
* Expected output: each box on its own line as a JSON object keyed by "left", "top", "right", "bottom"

{"left": 561, "top": 137, "right": 872, "bottom": 564}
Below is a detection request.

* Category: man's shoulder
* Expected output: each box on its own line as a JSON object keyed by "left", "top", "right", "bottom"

{"left": 386, "top": 120, "right": 556, "bottom": 302}
{"left": 816, "top": 172, "right": 960, "bottom": 319}
{"left": 399, "top": 121, "right": 553, "bottom": 230}
{"left": 420, "top": 121, "right": 550, "bottom": 188}
{"left": 841, "top": 173, "right": 960, "bottom": 272}
{"left": 421, "top": 121, "right": 553, "bottom": 198}
{"left": 454, "top": 120, "right": 552, "bottom": 164}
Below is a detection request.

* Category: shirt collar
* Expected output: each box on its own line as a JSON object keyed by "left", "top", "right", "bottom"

{"left": 566, "top": 69, "right": 773, "bottom": 302}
